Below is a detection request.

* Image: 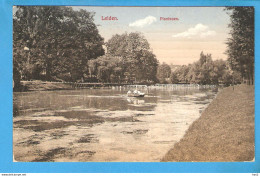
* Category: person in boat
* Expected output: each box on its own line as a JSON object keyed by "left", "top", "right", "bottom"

{"left": 127, "top": 90, "right": 132, "bottom": 95}
{"left": 127, "top": 90, "right": 145, "bottom": 97}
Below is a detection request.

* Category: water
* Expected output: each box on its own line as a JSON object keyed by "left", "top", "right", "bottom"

{"left": 13, "top": 86, "right": 218, "bottom": 162}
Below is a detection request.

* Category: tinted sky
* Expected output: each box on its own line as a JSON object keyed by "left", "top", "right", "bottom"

{"left": 73, "top": 6, "right": 230, "bottom": 65}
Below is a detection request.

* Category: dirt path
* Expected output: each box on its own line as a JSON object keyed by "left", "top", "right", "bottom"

{"left": 162, "top": 84, "right": 255, "bottom": 162}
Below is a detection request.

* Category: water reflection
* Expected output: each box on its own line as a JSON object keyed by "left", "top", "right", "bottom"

{"left": 126, "top": 98, "right": 145, "bottom": 104}
{"left": 13, "top": 86, "right": 218, "bottom": 162}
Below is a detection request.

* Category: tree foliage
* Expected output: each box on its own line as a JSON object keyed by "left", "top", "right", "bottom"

{"left": 225, "top": 7, "right": 254, "bottom": 84}
{"left": 13, "top": 7, "right": 159, "bottom": 86}
{"left": 170, "top": 52, "right": 241, "bottom": 85}
{"left": 105, "top": 32, "right": 159, "bottom": 83}
{"left": 87, "top": 55, "right": 124, "bottom": 83}
{"left": 157, "top": 63, "right": 171, "bottom": 83}
{"left": 13, "top": 6, "right": 104, "bottom": 85}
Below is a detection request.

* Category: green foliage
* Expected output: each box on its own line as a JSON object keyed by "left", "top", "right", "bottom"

{"left": 13, "top": 6, "right": 104, "bottom": 82}
{"left": 225, "top": 7, "right": 254, "bottom": 84}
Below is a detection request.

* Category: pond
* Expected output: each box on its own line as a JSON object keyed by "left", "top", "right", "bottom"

{"left": 13, "top": 85, "right": 218, "bottom": 162}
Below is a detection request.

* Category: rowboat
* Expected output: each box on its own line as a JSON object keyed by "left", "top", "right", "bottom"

{"left": 127, "top": 90, "right": 145, "bottom": 97}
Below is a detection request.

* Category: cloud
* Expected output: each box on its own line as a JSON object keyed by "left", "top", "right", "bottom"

{"left": 172, "top": 23, "right": 216, "bottom": 38}
{"left": 200, "top": 30, "right": 217, "bottom": 37}
{"left": 129, "top": 16, "right": 157, "bottom": 28}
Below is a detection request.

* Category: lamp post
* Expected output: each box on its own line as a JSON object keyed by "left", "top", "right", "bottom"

{"left": 23, "top": 46, "right": 30, "bottom": 80}
{"left": 24, "top": 46, "right": 30, "bottom": 63}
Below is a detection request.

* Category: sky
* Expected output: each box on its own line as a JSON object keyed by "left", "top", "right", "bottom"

{"left": 73, "top": 6, "right": 231, "bottom": 65}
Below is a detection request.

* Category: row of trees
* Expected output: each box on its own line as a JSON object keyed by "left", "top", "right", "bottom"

{"left": 13, "top": 6, "right": 158, "bottom": 87}
{"left": 156, "top": 7, "right": 255, "bottom": 86}
{"left": 225, "top": 7, "right": 254, "bottom": 85}
{"left": 13, "top": 6, "right": 254, "bottom": 88}
{"left": 13, "top": 6, "right": 105, "bottom": 86}
{"left": 157, "top": 52, "right": 242, "bottom": 85}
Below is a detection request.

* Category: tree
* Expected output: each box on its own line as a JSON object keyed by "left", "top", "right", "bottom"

{"left": 185, "top": 52, "right": 214, "bottom": 85}
{"left": 87, "top": 55, "right": 124, "bottom": 83}
{"left": 13, "top": 59, "right": 21, "bottom": 90}
{"left": 106, "top": 32, "right": 158, "bottom": 83}
{"left": 170, "top": 73, "right": 179, "bottom": 84}
{"left": 156, "top": 63, "right": 171, "bottom": 83}
{"left": 172, "top": 52, "right": 235, "bottom": 85}
{"left": 225, "top": 7, "right": 254, "bottom": 84}
{"left": 13, "top": 6, "right": 104, "bottom": 82}
{"left": 171, "top": 65, "right": 189, "bottom": 83}
{"left": 197, "top": 52, "right": 214, "bottom": 84}
{"left": 210, "top": 59, "right": 228, "bottom": 84}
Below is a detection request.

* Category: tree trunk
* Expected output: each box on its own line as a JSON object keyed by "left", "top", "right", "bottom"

{"left": 251, "top": 69, "right": 254, "bottom": 85}
{"left": 45, "top": 55, "right": 53, "bottom": 81}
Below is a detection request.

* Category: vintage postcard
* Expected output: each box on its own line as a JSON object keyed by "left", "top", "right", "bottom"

{"left": 1, "top": 0, "right": 260, "bottom": 173}
{"left": 12, "top": 6, "right": 255, "bottom": 163}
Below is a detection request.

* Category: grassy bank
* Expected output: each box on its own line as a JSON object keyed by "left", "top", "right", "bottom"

{"left": 17, "top": 81, "right": 73, "bottom": 91}
{"left": 162, "top": 84, "right": 254, "bottom": 162}
{"left": 15, "top": 80, "right": 129, "bottom": 92}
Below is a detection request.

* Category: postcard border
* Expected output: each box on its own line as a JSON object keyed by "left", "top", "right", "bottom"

{"left": 0, "top": 0, "right": 259, "bottom": 173}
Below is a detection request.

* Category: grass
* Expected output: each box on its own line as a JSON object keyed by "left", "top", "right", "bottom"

{"left": 162, "top": 84, "right": 255, "bottom": 162}
{"left": 20, "top": 80, "right": 72, "bottom": 91}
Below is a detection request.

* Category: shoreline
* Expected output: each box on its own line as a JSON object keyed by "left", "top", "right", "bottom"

{"left": 14, "top": 81, "right": 74, "bottom": 92}
{"left": 14, "top": 80, "right": 130, "bottom": 92}
{"left": 162, "top": 84, "right": 255, "bottom": 162}
{"left": 14, "top": 80, "right": 219, "bottom": 92}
